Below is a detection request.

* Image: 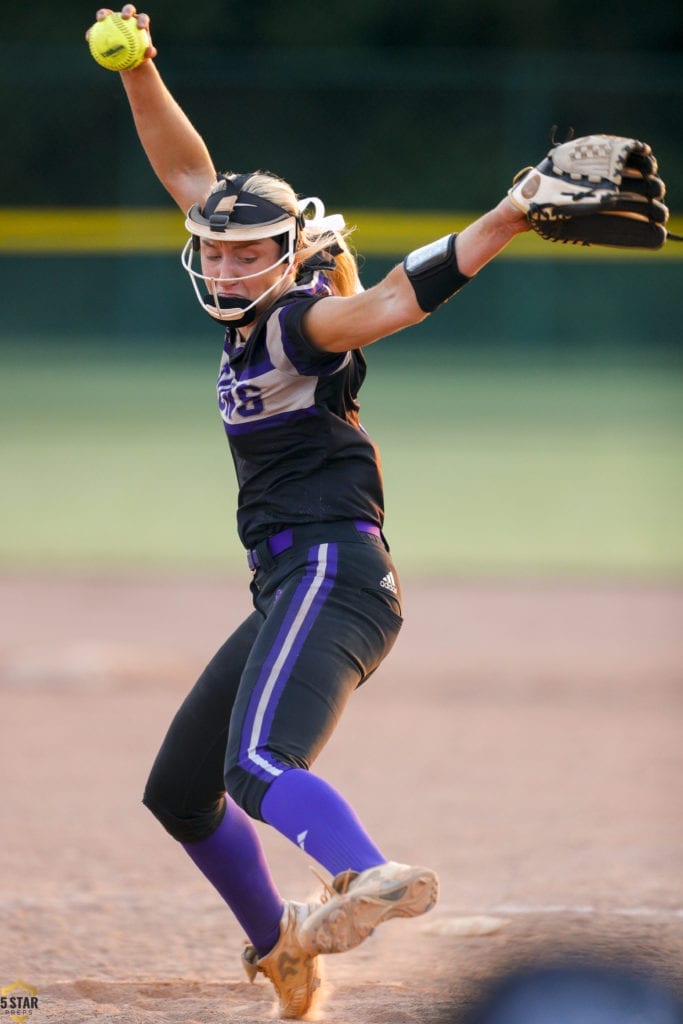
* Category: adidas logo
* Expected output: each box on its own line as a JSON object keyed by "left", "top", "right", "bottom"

{"left": 379, "top": 571, "right": 397, "bottom": 595}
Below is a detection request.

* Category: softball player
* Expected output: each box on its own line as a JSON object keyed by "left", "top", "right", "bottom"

{"left": 91, "top": 6, "right": 529, "bottom": 1018}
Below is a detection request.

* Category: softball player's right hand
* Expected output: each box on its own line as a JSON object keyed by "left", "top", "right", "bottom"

{"left": 87, "top": 5, "right": 158, "bottom": 62}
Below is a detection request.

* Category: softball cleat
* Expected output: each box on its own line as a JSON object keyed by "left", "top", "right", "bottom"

{"left": 242, "top": 900, "right": 323, "bottom": 1019}
{"left": 299, "top": 860, "right": 439, "bottom": 955}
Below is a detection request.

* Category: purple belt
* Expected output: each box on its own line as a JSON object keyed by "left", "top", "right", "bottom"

{"left": 247, "top": 520, "right": 381, "bottom": 572}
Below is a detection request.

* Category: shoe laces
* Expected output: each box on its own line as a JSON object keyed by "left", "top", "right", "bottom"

{"left": 309, "top": 865, "right": 336, "bottom": 903}
{"left": 309, "top": 865, "right": 359, "bottom": 900}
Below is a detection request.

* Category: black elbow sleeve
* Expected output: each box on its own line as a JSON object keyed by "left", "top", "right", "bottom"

{"left": 403, "top": 233, "right": 471, "bottom": 313}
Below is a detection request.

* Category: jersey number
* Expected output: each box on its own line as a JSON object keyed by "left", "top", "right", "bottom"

{"left": 229, "top": 383, "right": 264, "bottom": 418}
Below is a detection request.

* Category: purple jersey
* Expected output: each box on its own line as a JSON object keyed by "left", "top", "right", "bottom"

{"left": 216, "top": 273, "right": 384, "bottom": 548}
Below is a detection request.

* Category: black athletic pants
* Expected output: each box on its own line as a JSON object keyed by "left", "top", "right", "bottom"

{"left": 142, "top": 521, "right": 403, "bottom": 842}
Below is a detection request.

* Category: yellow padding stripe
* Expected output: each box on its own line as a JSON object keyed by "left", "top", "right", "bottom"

{"left": 0, "top": 209, "right": 184, "bottom": 253}
{"left": 350, "top": 212, "right": 683, "bottom": 260}
{"left": 0, "top": 208, "right": 681, "bottom": 259}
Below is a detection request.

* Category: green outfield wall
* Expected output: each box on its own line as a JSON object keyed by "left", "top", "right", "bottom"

{"left": 1, "top": 207, "right": 680, "bottom": 353}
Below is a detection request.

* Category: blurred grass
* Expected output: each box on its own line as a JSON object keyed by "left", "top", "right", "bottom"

{"left": 1, "top": 339, "right": 681, "bottom": 579}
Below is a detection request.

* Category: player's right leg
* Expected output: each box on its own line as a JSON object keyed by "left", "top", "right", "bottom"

{"left": 141, "top": 608, "right": 263, "bottom": 852}
{"left": 142, "top": 609, "right": 321, "bottom": 1018}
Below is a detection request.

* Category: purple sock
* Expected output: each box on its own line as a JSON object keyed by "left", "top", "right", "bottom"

{"left": 260, "top": 768, "right": 386, "bottom": 877}
{"left": 183, "top": 797, "right": 283, "bottom": 957}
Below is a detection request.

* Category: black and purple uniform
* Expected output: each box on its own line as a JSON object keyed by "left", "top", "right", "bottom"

{"left": 144, "top": 273, "right": 404, "bottom": 839}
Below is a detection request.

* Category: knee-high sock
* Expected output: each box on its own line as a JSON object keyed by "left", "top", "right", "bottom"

{"left": 183, "top": 796, "right": 283, "bottom": 957}
{"left": 260, "top": 767, "right": 386, "bottom": 877}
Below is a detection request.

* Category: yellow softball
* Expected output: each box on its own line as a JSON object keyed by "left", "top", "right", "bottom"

{"left": 88, "top": 11, "right": 150, "bottom": 72}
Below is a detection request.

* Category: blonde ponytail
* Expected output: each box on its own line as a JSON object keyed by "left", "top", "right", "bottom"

{"left": 296, "top": 226, "right": 361, "bottom": 297}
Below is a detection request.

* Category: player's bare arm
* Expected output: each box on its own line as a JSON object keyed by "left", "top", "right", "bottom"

{"left": 303, "top": 196, "right": 529, "bottom": 354}
{"left": 120, "top": 59, "right": 216, "bottom": 213}
{"left": 455, "top": 196, "right": 530, "bottom": 275}
{"left": 89, "top": 6, "right": 216, "bottom": 213}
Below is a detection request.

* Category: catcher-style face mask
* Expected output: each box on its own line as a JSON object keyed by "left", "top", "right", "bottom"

{"left": 181, "top": 174, "right": 302, "bottom": 325}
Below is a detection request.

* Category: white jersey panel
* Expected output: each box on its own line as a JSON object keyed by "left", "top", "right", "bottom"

{"left": 217, "top": 298, "right": 351, "bottom": 435}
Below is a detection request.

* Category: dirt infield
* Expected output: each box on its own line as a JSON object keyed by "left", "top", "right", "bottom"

{"left": 1, "top": 574, "right": 682, "bottom": 1022}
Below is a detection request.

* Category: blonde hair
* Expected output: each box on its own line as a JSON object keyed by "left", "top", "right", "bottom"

{"left": 224, "top": 171, "right": 361, "bottom": 298}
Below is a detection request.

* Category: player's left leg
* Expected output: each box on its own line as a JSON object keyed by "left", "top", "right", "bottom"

{"left": 224, "top": 524, "right": 438, "bottom": 954}
{"left": 224, "top": 528, "right": 401, "bottom": 867}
